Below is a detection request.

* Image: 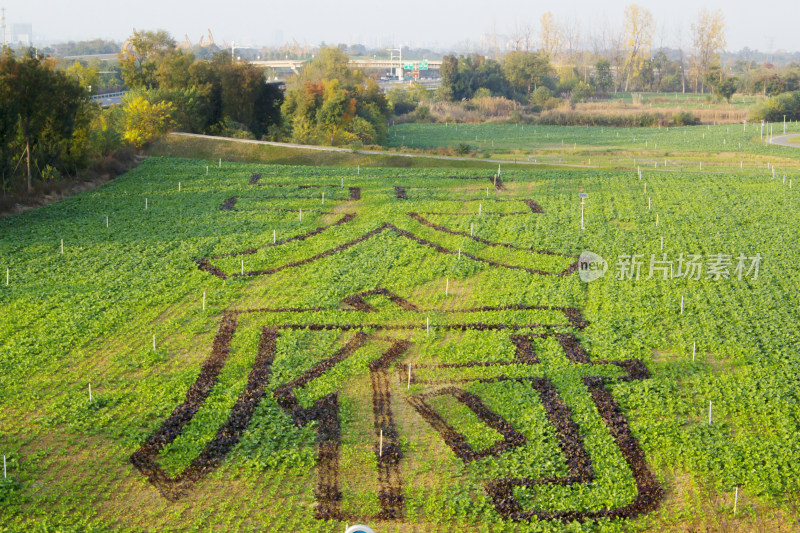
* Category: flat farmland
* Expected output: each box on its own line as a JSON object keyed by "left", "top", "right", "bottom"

{"left": 2, "top": 154, "right": 800, "bottom": 531}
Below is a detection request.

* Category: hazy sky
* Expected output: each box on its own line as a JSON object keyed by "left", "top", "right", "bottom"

{"left": 2, "top": 0, "right": 797, "bottom": 52}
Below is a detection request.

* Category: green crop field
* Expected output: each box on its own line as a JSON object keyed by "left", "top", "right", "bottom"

{"left": 387, "top": 123, "right": 800, "bottom": 170}
{"left": 2, "top": 148, "right": 800, "bottom": 531}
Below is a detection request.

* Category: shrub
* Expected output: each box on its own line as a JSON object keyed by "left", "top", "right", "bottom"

{"left": 749, "top": 91, "right": 800, "bottom": 122}
{"left": 530, "top": 86, "right": 553, "bottom": 106}
{"left": 672, "top": 111, "right": 700, "bottom": 126}
{"left": 413, "top": 105, "right": 432, "bottom": 122}
{"left": 455, "top": 143, "right": 472, "bottom": 155}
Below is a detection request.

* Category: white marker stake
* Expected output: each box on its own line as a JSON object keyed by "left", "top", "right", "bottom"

{"left": 322, "top": 192, "right": 325, "bottom": 204}
{"left": 709, "top": 401, "right": 713, "bottom": 424}
{"left": 299, "top": 208, "right": 302, "bottom": 221}
{"left": 408, "top": 364, "right": 412, "bottom": 389}
{"left": 106, "top": 216, "right": 109, "bottom": 228}
{"left": 426, "top": 317, "right": 429, "bottom": 333}
{"left": 379, "top": 429, "right": 383, "bottom": 458}
{"left": 203, "top": 291, "right": 206, "bottom": 311}
{"left": 446, "top": 278, "right": 449, "bottom": 295}
{"left": 89, "top": 383, "right": 92, "bottom": 402}
{"left": 479, "top": 203, "right": 482, "bottom": 215}
{"left": 241, "top": 259, "right": 244, "bottom": 276}
{"left": 692, "top": 341, "right": 696, "bottom": 362}
{"left": 60, "top": 239, "right": 64, "bottom": 255}
{"left": 178, "top": 182, "right": 181, "bottom": 192}
{"left": 486, "top": 187, "right": 489, "bottom": 197}
{"left": 680, "top": 295, "right": 684, "bottom": 314}
{"left": 644, "top": 183, "right": 647, "bottom": 193}
{"left": 656, "top": 214, "right": 659, "bottom": 227}
{"left": 2, "top": 455, "right": 5, "bottom": 479}
{"left": 341, "top": 177, "right": 343, "bottom": 188}
{"left": 357, "top": 165, "right": 360, "bottom": 176}
{"left": 660, "top": 236, "right": 663, "bottom": 250}
{"left": 734, "top": 487, "right": 739, "bottom": 515}
{"left": 458, "top": 248, "right": 461, "bottom": 260}
{"left": 152, "top": 334, "right": 156, "bottom": 351}
{"left": 206, "top": 166, "right": 209, "bottom": 175}
{"left": 145, "top": 198, "right": 148, "bottom": 210}
{"left": 470, "top": 223, "right": 474, "bottom": 236}
{"left": 648, "top": 197, "right": 651, "bottom": 210}
{"left": 273, "top": 230, "right": 276, "bottom": 244}
{"left": 5, "top": 268, "right": 8, "bottom": 286}
{"left": 218, "top": 158, "right": 221, "bottom": 168}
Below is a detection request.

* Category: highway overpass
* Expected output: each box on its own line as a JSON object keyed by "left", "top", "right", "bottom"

{"left": 252, "top": 57, "right": 442, "bottom": 75}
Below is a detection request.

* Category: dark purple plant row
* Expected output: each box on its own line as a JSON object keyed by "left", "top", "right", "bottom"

{"left": 523, "top": 200, "right": 545, "bottom": 214}
{"left": 492, "top": 175, "right": 506, "bottom": 191}
{"left": 370, "top": 340, "right": 411, "bottom": 519}
{"left": 406, "top": 386, "right": 526, "bottom": 463}
{"left": 407, "top": 212, "right": 574, "bottom": 260}
{"left": 130, "top": 318, "right": 279, "bottom": 501}
{"left": 196, "top": 213, "right": 357, "bottom": 278}
{"left": 486, "top": 377, "right": 662, "bottom": 521}
{"left": 342, "top": 288, "right": 419, "bottom": 312}
{"left": 413, "top": 211, "right": 529, "bottom": 217}
{"left": 220, "top": 197, "right": 238, "bottom": 211}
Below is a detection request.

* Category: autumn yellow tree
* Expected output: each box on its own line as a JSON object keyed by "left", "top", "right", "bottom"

{"left": 539, "top": 12, "right": 562, "bottom": 60}
{"left": 692, "top": 9, "right": 727, "bottom": 93}
{"left": 121, "top": 92, "right": 175, "bottom": 148}
{"left": 622, "top": 4, "right": 654, "bottom": 91}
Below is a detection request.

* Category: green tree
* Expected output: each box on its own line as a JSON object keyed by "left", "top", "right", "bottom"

{"left": 118, "top": 29, "right": 176, "bottom": 89}
{"left": 0, "top": 49, "right": 89, "bottom": 192}
{"left": 218, "top": 58, "right": 283, "bottom": 138}
{"left": 716, "top": 77, "right": 738, "bottom": 103}
{"left": 501, "top": 51, "right": 554, "bottom": 97}
{"left": 154, "top": 49, "right": 196, "bottom": 90}
{"left": 750, "top": 91, "right": 800, "bottom": 121}
{"left": 594, "top": 58, "right": 614, "bottom": 94}
{"left": 64, "top": 61, "right": 100, "bottom": 92}
{"left": 294, "top": 46, "right": 361, "bottom": 87}
{"left": 439, "top": 55, "right": 458, "bottom": 101}
{"left": 281, "top": 47, "right": 388, "bottom": 145}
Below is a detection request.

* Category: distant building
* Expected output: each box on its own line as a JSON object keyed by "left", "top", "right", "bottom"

{"left": 11, "top": 23, "right": 31, "bottom": 46}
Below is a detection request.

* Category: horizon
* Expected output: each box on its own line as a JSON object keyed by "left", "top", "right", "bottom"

{"left": 2, "top": 0, "right": 799, "bottom": 54}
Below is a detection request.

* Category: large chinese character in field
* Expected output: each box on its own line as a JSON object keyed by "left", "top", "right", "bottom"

{"left": 130, "top": 173, "right": 662, "bottom": 523}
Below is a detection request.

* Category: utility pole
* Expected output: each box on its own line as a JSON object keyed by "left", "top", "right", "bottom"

{"left": 389, "top": 46, "right": 402, "bottom": 81}
{"left": 1, "top": 8, "right": 7, "bottom": 48}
